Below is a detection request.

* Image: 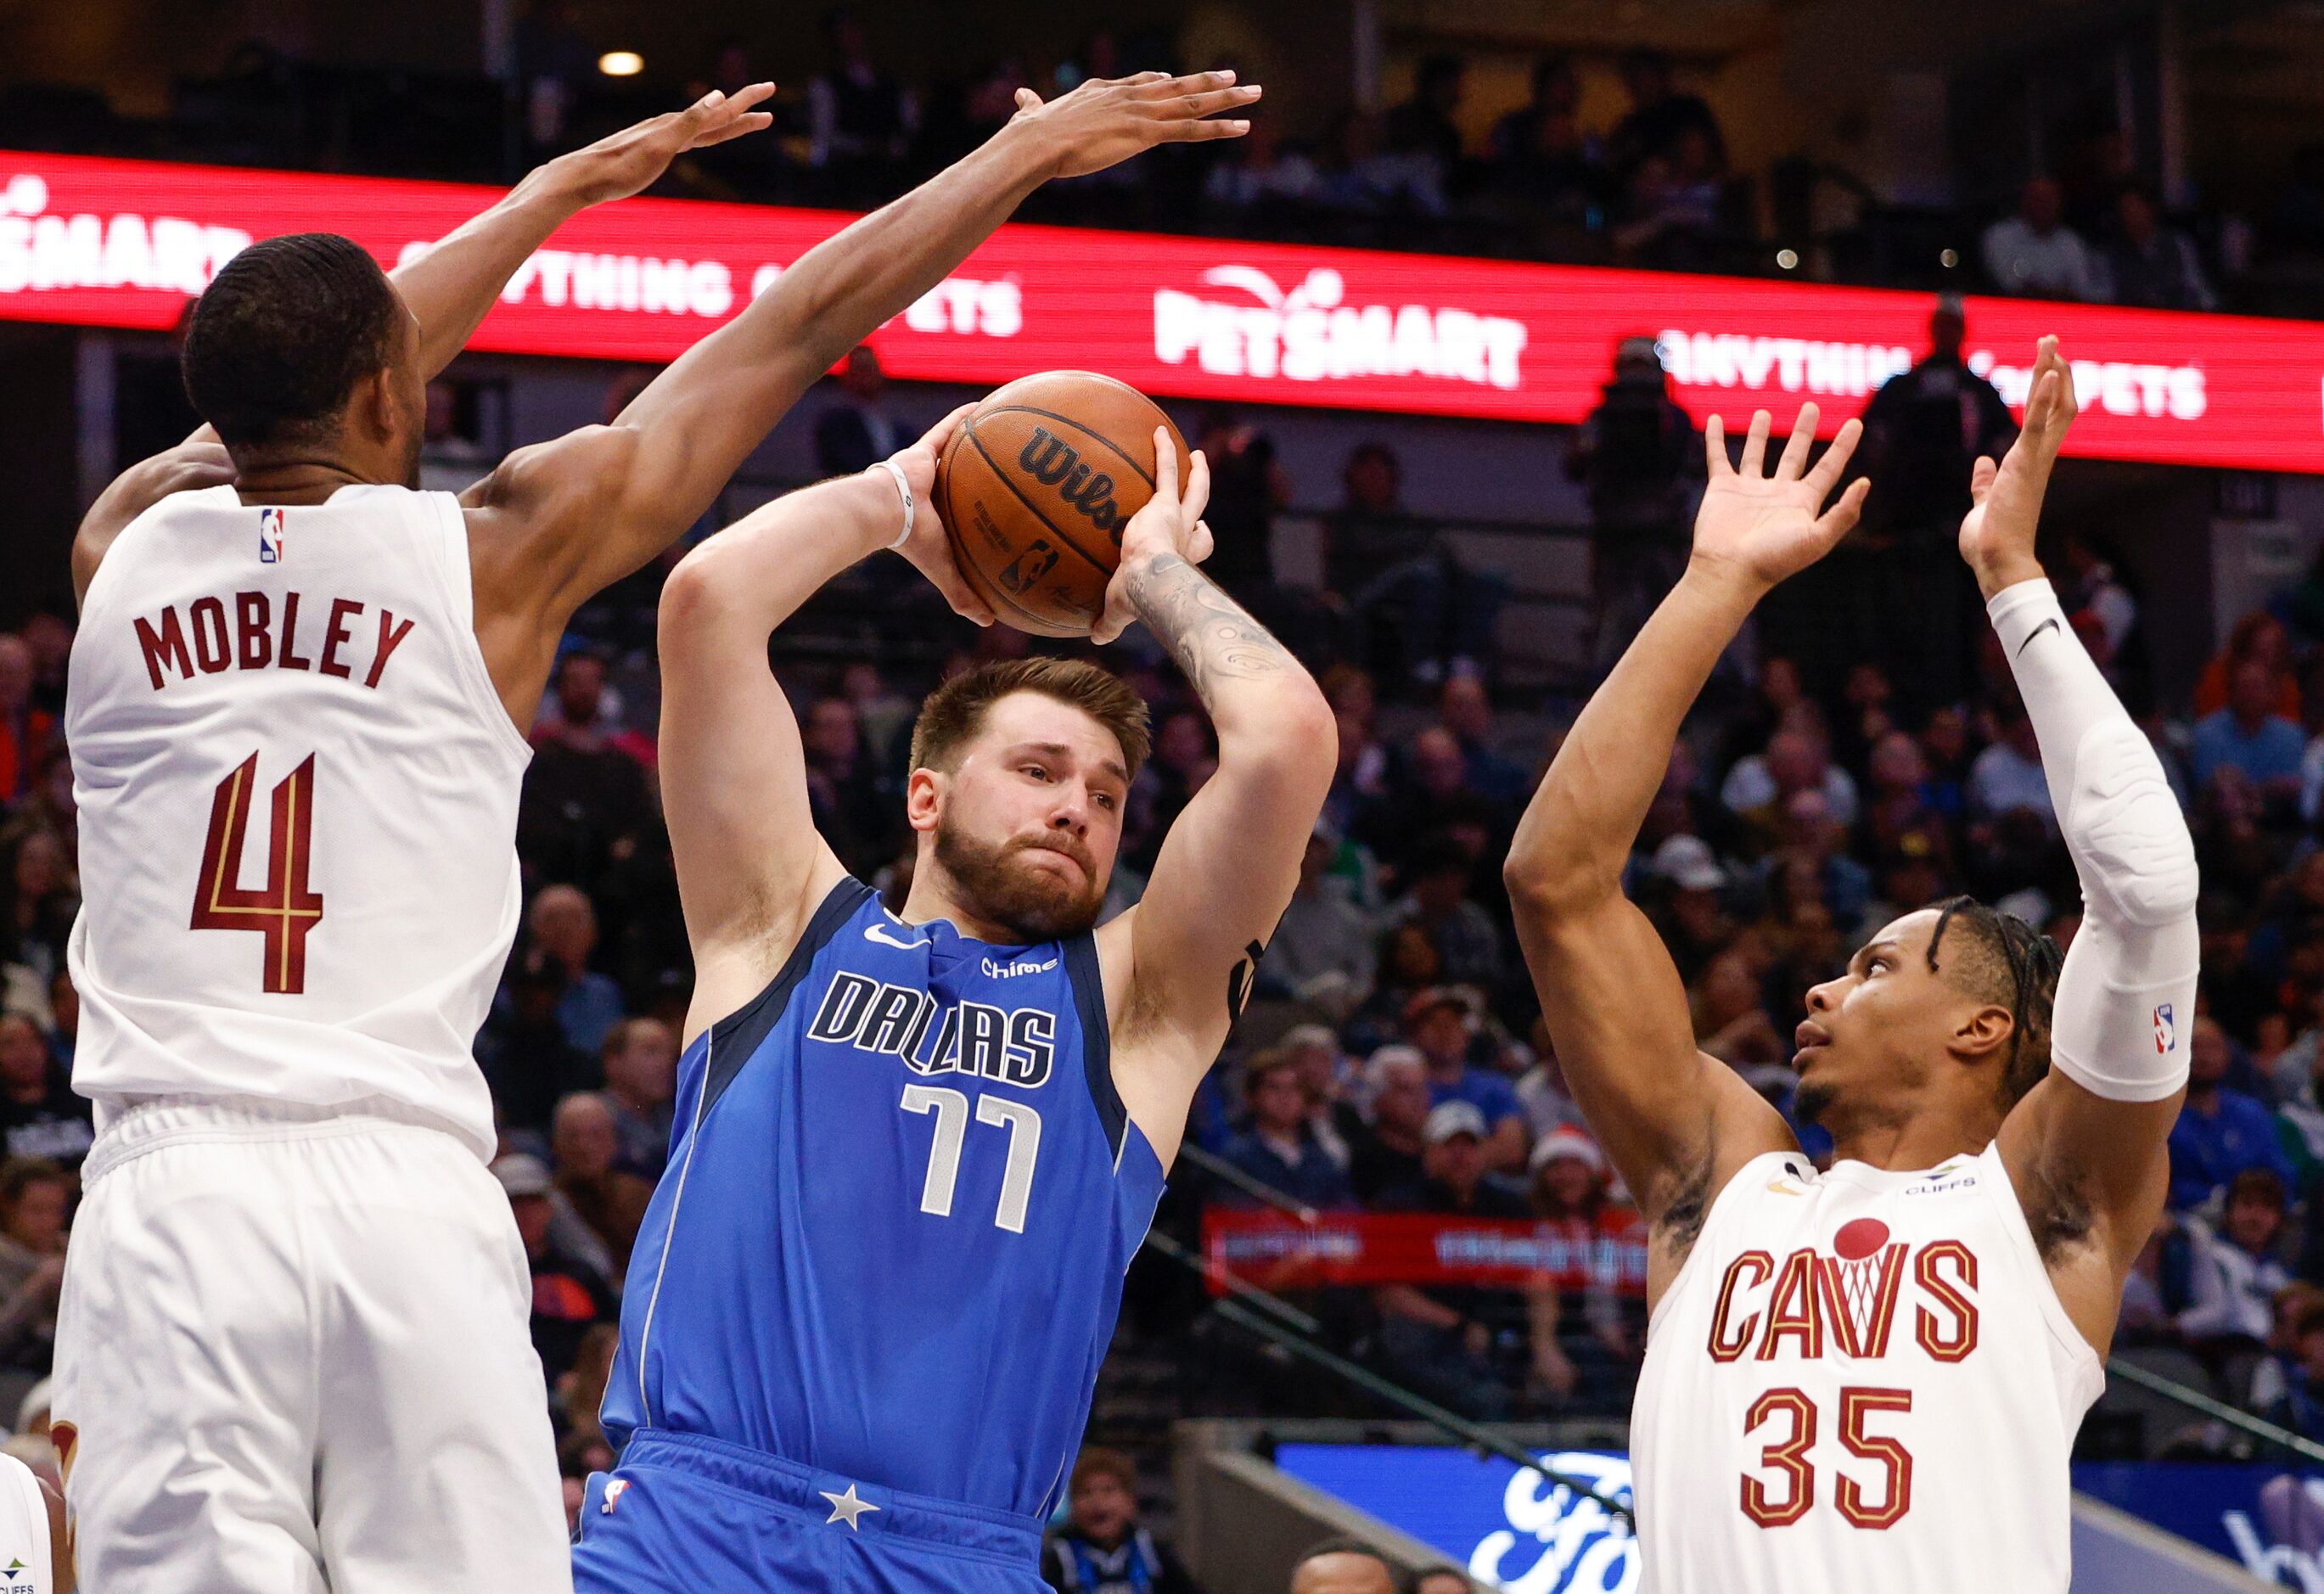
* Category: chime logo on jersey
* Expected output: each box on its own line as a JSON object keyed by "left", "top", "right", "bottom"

{"left": 806, "top": 969, "right": 1057, "bottom": 1086}
{"left": 2154, "top": 1002, "right": 2177, "bottom": 1055}
{"left": 258, "top": 507, "right": 285, "bottom": 564}
{"left": 1706, "top": 1219, "right": 1980, "bottom": 1363}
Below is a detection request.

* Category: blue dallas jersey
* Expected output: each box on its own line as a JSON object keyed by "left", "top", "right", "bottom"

{"left": 601, "top": 877, "right": 1166, "bottom": 1521}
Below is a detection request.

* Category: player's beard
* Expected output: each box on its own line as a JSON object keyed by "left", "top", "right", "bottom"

{"left": 934, "top": 820, "right": 1105, "bottom": 942}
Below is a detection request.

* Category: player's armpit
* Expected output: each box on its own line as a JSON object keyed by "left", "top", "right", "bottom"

{"left": 1510, "top": 890, "right": 1795, "bottom": 1243}
{"left": 1997, "top": 1070, "right": 2180, "bottom": 1354}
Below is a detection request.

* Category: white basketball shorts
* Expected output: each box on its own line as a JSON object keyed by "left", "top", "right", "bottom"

{"left": 53, "top": 1096, "right": 572, "bottom": 1594}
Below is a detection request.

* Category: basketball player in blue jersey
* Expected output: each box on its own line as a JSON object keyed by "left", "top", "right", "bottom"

{"left": 569, "top": 414, "right": 1336, "bottom": 1592}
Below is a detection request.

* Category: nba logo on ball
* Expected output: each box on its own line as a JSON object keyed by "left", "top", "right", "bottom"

{"left": 2154, "top": 1002, "right": 2176, "bottom": 1054}
{"left": 258, "top": 507, "right": 286, "bottom": 564}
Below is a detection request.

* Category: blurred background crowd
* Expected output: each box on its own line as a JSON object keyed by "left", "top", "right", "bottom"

{"left": 7, "top": 0, "right": 2324, "bottom": 1577}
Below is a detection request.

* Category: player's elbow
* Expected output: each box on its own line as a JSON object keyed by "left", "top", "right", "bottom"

{"left": 1503, "top": 848, "right": 1617, "bottom": 920}
{"left": 658, "top": 542, "right": 738, "bottom": 639}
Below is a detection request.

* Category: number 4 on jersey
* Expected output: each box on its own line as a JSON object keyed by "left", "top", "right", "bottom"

{"left": 191, "top": 751, "right": 324, "bottom": 995}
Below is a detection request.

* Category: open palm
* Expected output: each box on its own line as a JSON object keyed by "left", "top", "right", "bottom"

{"left": 1959, "top": 334, "right": 2077, "bottom": 589}
{"left": 1691, "top": 403, "right": 1869, "bottom": 590}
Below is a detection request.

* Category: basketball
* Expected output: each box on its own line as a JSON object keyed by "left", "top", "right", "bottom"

{"left": 935, "top": 370, "right": 1191, "bottom": 637}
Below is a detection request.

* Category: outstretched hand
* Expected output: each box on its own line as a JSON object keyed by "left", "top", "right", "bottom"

{"left": 885, "top": 406, "right": 996, "bottom": 627}
{"left": 555, "top": 84, "right": 778, "bottom": 207}
{"left": 1689, "top": 403, "right": 1869, "bottom": 594}
{"left": 1008, "top": 70, "right": 1260, "bottom": 180}
{"left": 1092, "top": 428, "right": 1215, "bottom": 645}
{"left": 1960, "top": 335, "right": 2078, "bottom": 598}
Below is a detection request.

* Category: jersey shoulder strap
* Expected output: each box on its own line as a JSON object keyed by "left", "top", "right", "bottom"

{"left": 1063, "top": 929, "right": 1126, "bottom": 1161}
{"left": 701, "top": 876, "right": 877, "bottom": 1113}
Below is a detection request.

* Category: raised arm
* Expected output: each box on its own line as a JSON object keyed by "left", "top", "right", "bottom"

{"left": 1984, "top": 339, "right": 2197, "bottom": 1353}
{"left": 1504, "top": 407, "right": 1867, "bottom": 1252}
{"left": 656, "top": 410, "right": 991, "bottom": 1041}
{"left": 70, "top": 93, "right": 774, "bottom": 605}
{"left": 394, "top": 87, "right": 775, "bottom": 378}
{"left": 464, "top": 70, "right": 1260, "bottom": 658}
{"left": 1096, "top": 434, "right": 1338, "bottom": 1166}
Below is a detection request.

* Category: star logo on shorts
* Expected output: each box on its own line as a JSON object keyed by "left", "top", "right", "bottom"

{"left": 822, "top": 1482, "right": 880, "bottom": 1529}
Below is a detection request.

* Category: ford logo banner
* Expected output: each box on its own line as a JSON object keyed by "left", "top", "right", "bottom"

{"left": 1274, "top": 1444, "right": 1640, "bottom": 1592}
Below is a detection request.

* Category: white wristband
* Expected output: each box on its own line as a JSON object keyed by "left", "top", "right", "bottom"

{"left": 871, "top": 458, "right": 913, "bottom": 551}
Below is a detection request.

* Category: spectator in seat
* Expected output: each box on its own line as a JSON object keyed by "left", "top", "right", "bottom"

{"left": 20, "top": 614, "right": 69, "bottom": 720}
{"left": 525, "top": 884, "right": 626, "bottom": 1058}
{"left": 1490, "top": 56, "right": 1604, "bottom": 227}
{"left": 1389, "top": 836, "right": 1504, "bottom": 991}
{"left": 1373, "top": 1102, "right": 1535, "bottom": 1419}
{"left": 2197, "top": 612, "right": 2301, "bottom": 722}
{"left": 2169, "top": 1017, "right": 2294, "bottom": 1211}
{"left": 519, "top": 654, "right": 654, "bottom": 891}
{"left": 1607, "top": 48, "right": 1725, "bottom": 179}
{"left": 2102, "top": 188, "right": 2217, "bottom": 312}
{"left": 0, "top": 828, "right": 76, "bottom": 998}
{"left": 0, "top": 635, "right": 53, "bottom": 806}
{"left": 1220, "top": 1048, "right": 1357, "bottom": 1211}
{"left": 1288, "top": 1542, "right": 1397, "bottom": 1594}
{"left": 1260, "top": 822, "right": 1378, "bottom": 1019}
{"left": 2178, "top": 1168, "right": 2292, "bottom": 1348}
{"left": 1348, "top": 1045, "right": 1432, "bottom": 1203}
{"left": 1968, "top": 710, "right": 2056, "bottom": 830}
{"left": 599, "top": 1017, "right": 678, "bottom": 1177}
{"left": 1722, "top": 727, "right": 1861, "bottom": 840}
{"left": 1760, "top": 789, "right": 1872, "bottom": 933}
{"left": 1203, "top": 117, "right": 1324, "bottom": 213}
{"left": 1385, "top": 54, "right": 1468, "bottom": 188}
{"left": 1981, "top": 177, "right": 2108, "bottom": 301}
{"left": 803, "top": 694, "right": 904, "bottom": 878}
{"left": 551, "top": 1092, "right": 655, "bottom": 1271}
{"left": 0, "top": 1157, "right": 68, "bottom": 1382}
{"left": 2193, "top": 657, "right": 2307, "bottom": 796}
{"left": 1438, "top": 676, "right": 1531, "bottom": 807}
{"left": 1405, "top": 989, "right": 1526, "bottom": 1171}
{"left": 1040, "top": 1446, "right": 1200, "bottom": 1594}
{"left": 496, "top": 1152, "right": 618, "bottom": 1384}
{"left": 2261, "top": 1301, "right": 2324, "bottom": 1445}
{"left": 812, "top": 345, "right": 905, "bottom": 478}
{"left": 1321, "top": 441, "right": 1500, "bottom": 686}
{"left": 479, "top": 954, "right": 596, "bottom": 1137}
{"left": 0, "top": 1014, "right": 90, "bottom": 1170}
{"left": 807, "top": 8, "right": 918, "bottom": 182}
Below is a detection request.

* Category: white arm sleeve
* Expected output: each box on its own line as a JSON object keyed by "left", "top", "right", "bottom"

{"left": 1988, "top": 578, "right": 2198, "bottom": 1102}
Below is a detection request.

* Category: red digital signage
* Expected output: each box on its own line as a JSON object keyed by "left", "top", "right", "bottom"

{"left": 3, "top": 149, "right": 2321, "bottom": 474}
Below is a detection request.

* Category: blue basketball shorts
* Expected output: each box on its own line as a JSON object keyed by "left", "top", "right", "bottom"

{"left": 570, "top": 1428, "right": 1051, "bottom": 1594}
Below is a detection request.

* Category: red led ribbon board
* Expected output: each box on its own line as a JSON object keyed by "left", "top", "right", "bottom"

{"left": 4, "top": 149, "right": 2321, "bottom": 473}
{"left": 1200, "top": 1208, "right": 1649, "bottom": 1295}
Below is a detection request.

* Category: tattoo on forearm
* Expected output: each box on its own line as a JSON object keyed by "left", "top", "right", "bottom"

{"left": 1122, "top": 553, "right": 1294, "bottom": 693}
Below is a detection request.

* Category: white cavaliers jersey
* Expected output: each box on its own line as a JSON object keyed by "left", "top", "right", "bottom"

{"left": 65, "top": 484, "right": 528, "bottom": 1160}
{"left": 1631, "top": 1142, "right": 2102, "bottom": 1592}
{"left": 0, "top": 1455, "right": 53, "bottom": 1592}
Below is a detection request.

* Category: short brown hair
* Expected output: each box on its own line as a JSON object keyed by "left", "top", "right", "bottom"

{"left": 908, "top": 658, "right": 1151, "bottom": 783}
{"left": 1070, "top": 1445, "right": 1137, "bottom": 1496}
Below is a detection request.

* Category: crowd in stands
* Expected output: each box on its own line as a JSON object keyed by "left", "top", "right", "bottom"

{"left": 14, "top": 347, "right": 2324, "bottom": 1513}
{"left": 8, "top": 6, "right": 2323, "bottom": 316}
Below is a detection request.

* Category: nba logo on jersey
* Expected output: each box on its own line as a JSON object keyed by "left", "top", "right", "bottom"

{"left": 258, "top": 507, "right": 287, "bottom": 564}
{"left": 601, "top": 1479, "right": 628, "bottom": 1514}
{"left": 2153, "top": 1002, "right": 2175, "bottom": 1054}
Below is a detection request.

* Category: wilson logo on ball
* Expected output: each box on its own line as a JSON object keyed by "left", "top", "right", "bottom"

{"left": 1018, "top": 429, "right": 1125, "bottom": 535}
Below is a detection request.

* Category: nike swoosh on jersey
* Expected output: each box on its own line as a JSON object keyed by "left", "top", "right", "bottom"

{"left": 863, "top": 922, "right": 928, "bottom": 951}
